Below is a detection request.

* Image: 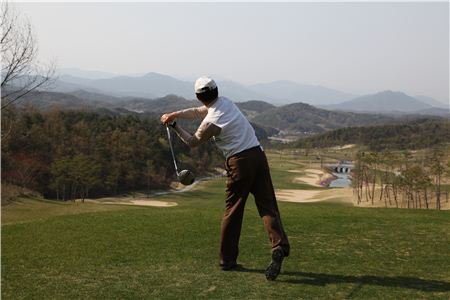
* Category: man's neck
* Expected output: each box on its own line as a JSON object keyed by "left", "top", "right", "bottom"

{"left": 205, "top": 97, "right": 219, "bottom": 108}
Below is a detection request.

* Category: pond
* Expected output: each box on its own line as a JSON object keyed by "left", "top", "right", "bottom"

{"left": 329, "top": 172, "right": 352, "bottom": 188}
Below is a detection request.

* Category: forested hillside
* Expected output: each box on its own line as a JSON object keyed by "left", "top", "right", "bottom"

{"left": 252, "top": 102, "right": 398, "bottom": 133}
{"left": 16, "top": 90, "right": 421, "bottom": 136}
{"left": 235, "top": 100, "right": 276, "bottom": 113}
{"left": 293, "top": 119, "right": 450, "bottom": 150}
{"left": 119, "top": 95, "right": 198, "bottom": 114}
{"left": 1, "top": 107, "right": 223, "bottom": 200}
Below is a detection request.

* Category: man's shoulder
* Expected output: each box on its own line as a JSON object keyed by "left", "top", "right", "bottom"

{"left": 217, "top": 96, "right": 232, "bottom": 103}
{"left": 218, "top": 96, "right": 238, "bottom": 109}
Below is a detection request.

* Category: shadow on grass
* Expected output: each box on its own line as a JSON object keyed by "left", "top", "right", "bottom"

{"left": 236, "top": 267, "right": 450, "bottom": 293}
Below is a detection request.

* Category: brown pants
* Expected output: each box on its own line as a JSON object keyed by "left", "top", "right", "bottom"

{"left": 220, "top": 146, "right": 290, "bottom": 263}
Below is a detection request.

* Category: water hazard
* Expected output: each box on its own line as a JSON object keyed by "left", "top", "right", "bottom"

{"left": 329, "top": 172, "right": 352, "bottom": 188}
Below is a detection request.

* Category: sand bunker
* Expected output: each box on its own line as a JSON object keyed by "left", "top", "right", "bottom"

{"left": 303, "top": 169, "right": 324, "bottom": 175}
{"left": 276, "top": 189, "right": 326, "bottom": 203}
{"left": 288, "top": 168, "right": 334, "bottom": 187}
{"left": 109, "top": 200, "right": 178, "bottom": 207}
{"left": 332, "top": 144, "right": 356, "bottom": 150}
{"left": 276, "top": 188, "right": 353, "bottom": 203}
{"left": 79, "top": 198, "right": 178, "bottom": 207}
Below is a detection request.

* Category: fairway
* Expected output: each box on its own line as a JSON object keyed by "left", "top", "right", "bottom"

{"left": 2, "top": 157, "right": 450, "bottom": 299}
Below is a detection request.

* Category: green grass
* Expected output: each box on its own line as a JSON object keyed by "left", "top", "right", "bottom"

{"left": 2, "top": 154, "right": 450, "bottom": 299}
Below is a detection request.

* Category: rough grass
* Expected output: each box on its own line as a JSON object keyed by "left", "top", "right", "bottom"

{"left": 1, "top": 198, "right": 134, "bottom": 225}
{"left": 2, "top": 153, "right": 450, "bottom": 299}
{"left": 1, "top": 183, "right": 41, "bottom": 205}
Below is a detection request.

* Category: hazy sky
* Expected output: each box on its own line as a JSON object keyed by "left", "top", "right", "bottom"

{"left": 18, "top": 2, "right": 449, "bottom": 103}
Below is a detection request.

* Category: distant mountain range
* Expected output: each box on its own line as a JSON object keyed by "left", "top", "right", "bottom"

{"left": 414, "top": 95, "right": 448, "bottom": 109}
{"left": 323, "top": 91, "right": 449, "bottom": 116}
{"left": 17, "top": 89, "right": 437, "bottom": 136}
{"left": 53, "top": 69, "right": 357, "bottom": 106}
{"left": 44, "top": 68, "right": 448, "bottom": 115}
{"left": 56, "top": 68, "right": 117, "bottom": 80}
{"left": 248, "top": 80, "right": 357, "bottom": 105}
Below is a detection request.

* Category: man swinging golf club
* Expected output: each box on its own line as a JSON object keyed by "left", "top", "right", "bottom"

{"left": 160, "top": 76, "right": 290, "bottom": 280}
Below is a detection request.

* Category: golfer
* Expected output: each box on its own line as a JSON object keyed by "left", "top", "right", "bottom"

{"left": 160, "top": 76, "right": 290, "bottom": 280}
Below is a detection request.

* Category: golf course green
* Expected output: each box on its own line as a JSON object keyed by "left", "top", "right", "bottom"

{"left": 2, "top": 154, "right": 450, "bottom": 299}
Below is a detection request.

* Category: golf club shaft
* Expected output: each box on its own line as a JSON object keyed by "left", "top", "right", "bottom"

{"left": 166, "top": 125, "right": 179, "bottom": 175}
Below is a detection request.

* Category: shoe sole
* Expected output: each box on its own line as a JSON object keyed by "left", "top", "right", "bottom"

{"left": 265, "top": 248, "right": 284, "bottom": 280}
{"left": 221, "top": 264, "right": 237, "bottom": 271}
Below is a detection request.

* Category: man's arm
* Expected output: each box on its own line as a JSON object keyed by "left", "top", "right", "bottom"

{"left": 172, "top": 121, "right": 221, "bottom": 148}
{"left": 161, "top": 106, "right": 208, "bottom": 124}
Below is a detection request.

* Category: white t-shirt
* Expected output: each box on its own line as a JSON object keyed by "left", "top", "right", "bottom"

{"left": 202, "top": 96, "right": 260, "bottom": 158}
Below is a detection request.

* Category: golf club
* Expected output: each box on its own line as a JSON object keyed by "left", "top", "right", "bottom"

{"left": 165, "top": 125, "right": 195, "bottom": 185}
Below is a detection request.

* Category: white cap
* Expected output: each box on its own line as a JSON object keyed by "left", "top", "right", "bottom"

{"left": 194, "top": 76, "right": 217, "bottom": 94}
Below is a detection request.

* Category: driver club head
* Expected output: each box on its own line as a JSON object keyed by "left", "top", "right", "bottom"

{"left": 178, "top": 169, "right": 195, "bottom": 186}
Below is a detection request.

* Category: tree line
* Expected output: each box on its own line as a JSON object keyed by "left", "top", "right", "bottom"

{"left": 353, "top": 147, "right": 450, "bottom": 210}
{"left": 293, "top": 118, "right": 450, "bottom": 151}
{"left": 1, "top": 106, "right": 222, "bottom": 200}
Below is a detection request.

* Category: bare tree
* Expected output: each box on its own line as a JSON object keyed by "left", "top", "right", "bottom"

{"left": 429, "top": 147, "right": 446, "bottom": 210}
{"left": 1, "top": 2, "right": 55, "bottom": 110}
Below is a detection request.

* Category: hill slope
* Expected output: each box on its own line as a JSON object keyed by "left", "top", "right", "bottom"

{"left": 57, "top": 73, "right": 268, "bottom": 101}
{"left": 252, "top": 102, "right": 396, "bottom": 133}
{"left": 17, "top": 90, "right": 106, "bottom": 110}
{"left": 294, "top": 118, "right": 450, "bottom": 150}
{"left": 248, "top": 80, "right": 357, "bottom": 105}
{"left": 60, "top": 72, "right": 192, "bottom": 99}
{"left": 12, "top": 90, "right": 420, "bottom": 136}
{"left": 118, "top": 94, "right": 198, "bottom": 114}
{"left": 414, "top": 95, "right": 449, "bottom": 109}
{"left": 235, "top": 100, "right": 276, "bottom": 113}
{"left": 325, "top": 91, "right": 434, "bottom": 113}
